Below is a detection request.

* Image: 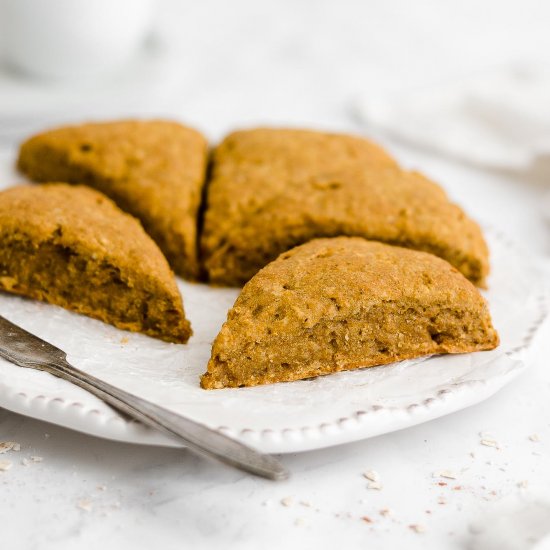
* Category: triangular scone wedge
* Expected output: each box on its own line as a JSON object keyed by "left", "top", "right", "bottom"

{"left": 0, "top": 184, "right": 191, "bottom": 343}
{"left": 18, "top": 120, "right": 208, "bottom": 279}
{"left": 201, "top": 237, "right": 498, "bottom": 388}
{"left": 201, "top": 128, "right": 489, "bottom": 287}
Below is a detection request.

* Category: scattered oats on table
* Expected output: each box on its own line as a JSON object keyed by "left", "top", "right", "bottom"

{"left": 517, "top": 480, "right": 529, "bottom": 489}
{"left": 432, "top": 470, "right": 457, "bottom": 480}
{"left": 361, "top": 516, "right": 373, "bottom": 524}
{"left": 22, "top": 456, "right": 43, "bottom": 466}
{"left": 363, "top": 470, "right": 380, "bottom": 482}
{"left": 480, "top": 438, "right": 500, "bottom": 449}
{"left": 280, "top": 497, "right": 293, "bottom": 507}
{"left": 76, "top": 499, "right": 93, "bottom": 512}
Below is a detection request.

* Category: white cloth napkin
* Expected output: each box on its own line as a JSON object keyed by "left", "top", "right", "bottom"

{"left": 354, "top": 65, "right": 550, "bottom": 180}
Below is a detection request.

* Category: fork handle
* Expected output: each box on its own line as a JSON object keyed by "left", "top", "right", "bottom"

{"left": 0, "top": 315, "right": 288, "bottom": 481}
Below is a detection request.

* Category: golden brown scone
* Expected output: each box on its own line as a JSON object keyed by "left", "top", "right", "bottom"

{"left": 201, "top": 128, "right": 489, "bottom": 287}
{"left": 201, "top": 237, "right": 498, "bottom": 388}
{"left": 0, "top": 184, "right": 191, "bottom": 343}
{"left": 18, "top": 120, "right": 208, "bottom": 279}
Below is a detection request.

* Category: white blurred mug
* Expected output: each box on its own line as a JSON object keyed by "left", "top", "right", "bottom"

{"left": 0, "top": 0, "right": 154, "bottom": 80}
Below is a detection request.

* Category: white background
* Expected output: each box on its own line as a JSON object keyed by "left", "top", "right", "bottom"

{"left": 1, "top": 1, "right": 550, "bottom": 549}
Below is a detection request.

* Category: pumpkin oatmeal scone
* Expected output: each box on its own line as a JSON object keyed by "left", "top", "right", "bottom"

{"left": 201, "top": 237, "right": 498, "bottom": 389}
{"left": 18, "top": 120, "right": 208, "bottom": 279}
{"left": 201, "top": 128, "right": 489, "bottom": 287}
{"left": 0, "top": 184, "right": 191, "bottom": 343}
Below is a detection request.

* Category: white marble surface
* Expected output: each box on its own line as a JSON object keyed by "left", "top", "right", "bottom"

{"left": 1, "top": 1, "right": 550, "bottom": 549}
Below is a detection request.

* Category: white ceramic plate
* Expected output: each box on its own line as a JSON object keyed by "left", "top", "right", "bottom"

{"left": 0, "top": 141, "right": 548, "bottom": 455}
{"left": 0, "top": 220, "right": 547, "bottom": 454}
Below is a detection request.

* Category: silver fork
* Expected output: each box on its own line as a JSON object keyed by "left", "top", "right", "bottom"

{"left": 0, "top": 315, "right": 288, "bottom": 481}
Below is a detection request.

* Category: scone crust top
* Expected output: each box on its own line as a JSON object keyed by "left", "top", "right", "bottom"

{"left": 18, "top": 119, "right": 208, "bottom": 279}
{"left": 201, "top": 128, "right": 489, "bottom": 286}
{"left": 201, "top": 237, "right": 498, "bottom": 388}
{"left": 0, "top": 183, "right": 191, "bottom": 343}
{"left": 0, "top": 184, "right": 170, "bottom": 279}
